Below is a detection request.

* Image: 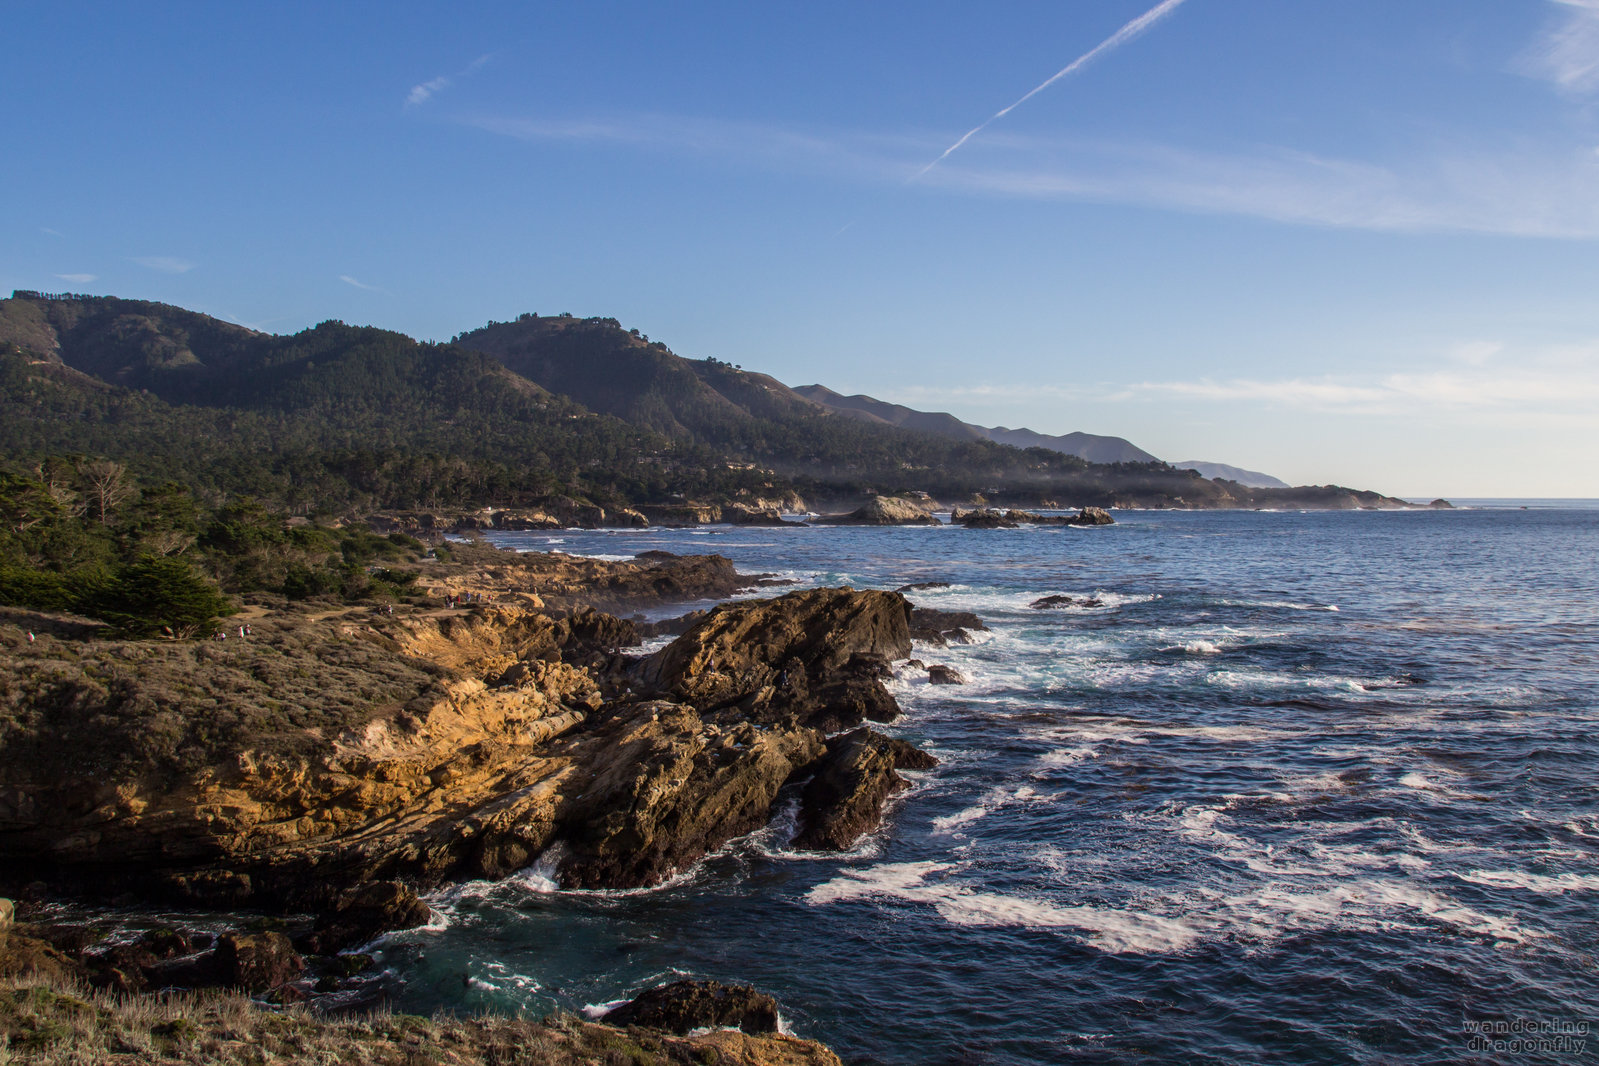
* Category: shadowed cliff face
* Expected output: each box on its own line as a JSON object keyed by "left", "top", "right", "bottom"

{"left": 0, "top": 580, "right": 932, "bottom": 910}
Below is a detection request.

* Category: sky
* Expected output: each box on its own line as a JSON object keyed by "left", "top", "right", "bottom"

{"left": 6, "top": 1, "right": 1599, "bottom": 497}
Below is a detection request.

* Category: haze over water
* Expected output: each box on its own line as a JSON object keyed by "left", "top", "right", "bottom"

{"left": 377, "top": 507, "right": 1598, "bottom": 1064}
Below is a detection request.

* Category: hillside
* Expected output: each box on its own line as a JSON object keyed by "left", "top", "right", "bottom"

{"left": 1, "top": 292, "right": 1410, "bottom": 513}
{"left": 1173, "top": 460, "right": 1290, "bottom": 489}
{"left": 0, "top": 293, "right": 767, "bottom": 512}
{"left": 791, "top": 384, "right": 1158, "bottom": 464}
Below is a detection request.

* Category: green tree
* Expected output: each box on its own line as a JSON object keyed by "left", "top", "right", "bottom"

{"left": 88, "top": 556, "right": 235, "bottom": 639}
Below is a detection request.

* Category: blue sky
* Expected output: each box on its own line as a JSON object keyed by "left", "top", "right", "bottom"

{"left": 7, "top": 1, "right": 1599, "bottom": 497}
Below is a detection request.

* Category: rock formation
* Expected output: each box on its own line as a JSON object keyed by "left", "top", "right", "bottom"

{"left": 0, "top": 574, "right": 933, "bottom": 921}
{"left": 811, "top": 496, "right": 943, "bottom": 526}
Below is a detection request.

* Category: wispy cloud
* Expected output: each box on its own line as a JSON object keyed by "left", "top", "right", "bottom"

{"left": 339, "top": 274, "right": 387, "bottom": 294}
{"left": 469, "top": 106, "right": 1599, "bottom": 239}
{"left": 408, "top": 76, "right": 451, "bottom": 107}
{"left": 890, "top": 342, "right": 1599, "bottom": 423}
{"left": 913, "top": 0, "right": 1188, "bottom": 182}
{"left": 40, "top": 227, "right": 65, "bottom": 238}
{"left": 406, "top": 52, "right": 494, "bottom": 107}
{"left": 130, "top": 256, "right": 195, "bottom": 274}
{"left": 1517, "top": 0, "right": 1599, "bottom": 92}
{"left": 53, "top": 273, "right": 97, "bottom": 284}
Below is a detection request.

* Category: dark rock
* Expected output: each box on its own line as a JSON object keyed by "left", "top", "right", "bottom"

{"left": 724, "top": 503, "right": 791, "bottom": 526}
{"left": 895, "top": 581, "right": 951, "bottom": 592}
{"left": 926, "top": 664, "right": 967, "bottom": 685}
{"left": 1030, "top": 595, "right": 1075, "bottom": 609}
{"left": 605, "top": 979, "right": 781, "bottom": 1035}
{"left": 792, "top": 728, "right": 936, "bottom": 851}
{"left": 952, "top": 508, "right": 1019, "bottom": 529}
{"left": 908, "top": 606, "right": 988, "bottom": 647}
{"left": 215, "top": 931, "right": 303, "bottom": 993}
{"left": 556, "top": 704, "right": 827, "bottom": 889}
{"left": 802, "top": 677, "right": 902, "bottom": 733}
{"left": 300, "top": 881, "right": 432, "bottom": 955}
{"left": 638, "top": 588, "right": 913, "bottom": 707}
{"left": 635, "top": 609, "right": 709, "bottom": 638}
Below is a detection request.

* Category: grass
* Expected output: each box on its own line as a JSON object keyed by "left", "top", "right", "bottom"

{"left": 0, "top": 974, "right": 829, "bottom": 1065}
{"left": 0, "top": 604, "right": 443, "bottom": 784}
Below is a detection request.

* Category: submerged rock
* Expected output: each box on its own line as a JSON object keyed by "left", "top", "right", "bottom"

{"left": 1030, "top": 594, "right": 1104, "bottom": 609}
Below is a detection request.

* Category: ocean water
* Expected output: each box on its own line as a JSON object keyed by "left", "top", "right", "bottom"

{"left": 380, "top": 508, "right": 1599, "bottom": 1065}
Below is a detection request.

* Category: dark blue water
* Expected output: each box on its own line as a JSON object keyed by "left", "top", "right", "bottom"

{"left": 383, "top": 508, "right": 1599, "bottom": 1064}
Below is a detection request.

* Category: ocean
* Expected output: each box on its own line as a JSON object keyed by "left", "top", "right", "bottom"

{"left": 380, "top": 506, "right": 1599, "bottom": 1064}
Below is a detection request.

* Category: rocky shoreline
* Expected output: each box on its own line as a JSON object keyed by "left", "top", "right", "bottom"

{"left": 0, "top": 543, "right": 967, "bottom": 1060}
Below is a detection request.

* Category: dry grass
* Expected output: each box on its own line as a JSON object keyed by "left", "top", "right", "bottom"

{"left": 0, "top": 605, "right": 444, "bottom": 785}
{"left": 0, "top": 974, "right": 730, "bottom": 1065}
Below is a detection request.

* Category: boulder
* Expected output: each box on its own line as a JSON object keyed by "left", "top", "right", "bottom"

{"left": 792, "top": 729, "right": 937, "bottom": 851}
{"left": 812, "top": 496, "right": 942, "bottom": 526}
{"left": 300, "top": 881, "right": 432, "bottom": 955}
{"left": 926, "top": 664, "right": 967, "bottom": 685}
{"left": 639, "top": 503, "right": 723, "bottom": 526}
{"left": 605, "top": 979, "right": 781, "bottom": 1035}
{"left": 1071, "top": 506, "right": 1115, "bottom": 526}
{"left": 638, "top": 588, "right": 912, "bottom": 706}
{"left": 951, "top": 508, "right": 1018, "bottom": 529}
{"left": 215, "top": 932, "right": 303, "bottom": 993}
{"left": 724, "top": 503, "right": 791, "bottom": 526}
{"left": 908, "top": 606, "right": 988, "bottom": 647}
{"left": 556, "top": 704, "right": 826, "bottom": 889}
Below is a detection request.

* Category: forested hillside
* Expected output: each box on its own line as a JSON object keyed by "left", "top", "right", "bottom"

{"left": 1, "top": 292, "right": 1408, "bottom": 513}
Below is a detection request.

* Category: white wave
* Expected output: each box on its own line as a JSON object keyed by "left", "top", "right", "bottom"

{"left": 808, "top": 855, "right": 1536, "bottom": 954}
{"left": 1222, "top": 599, "right": 1340, "bottom": 612}
{"left": 1458, "top": 870, "right": 1599, "bottom": 894}
{"left": 1398, "top": 771, "right": 1475, "bottom": 798}
{"left": 1034, "top": 746, "right": 1099, "bottom": 770}
{"left": 1180, "top": 640, "right": 1224, "bottom": 655}
{"left": 582, "top": 998, "right": 629, "bottom": 1019}
{"left": 930, "top": 785, "right": 1040, "bottom": 836}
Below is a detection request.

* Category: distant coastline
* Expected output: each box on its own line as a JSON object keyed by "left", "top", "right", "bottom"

{"left": 1402, "top": 497, "right": 1599, "bottom": 509}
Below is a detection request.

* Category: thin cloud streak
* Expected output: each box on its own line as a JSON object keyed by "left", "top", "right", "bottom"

{"left": 407, "top": 53, "right": 495, "bottom": 107}
{"left": 53, "top": 273, "right": 97, "bottom": 284}
{"left": 469, "top": 106, "right": 1599, "bottom": 238}
{"left": 911, "top": 0, "right": 1189, "bottom": 182}
{"left": 339, "top": 274, "right": 387, "bottom": 293}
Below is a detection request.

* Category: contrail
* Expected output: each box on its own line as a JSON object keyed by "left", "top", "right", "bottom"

{"left": 910, "top": 0, "right": 1189, "bottom": 183}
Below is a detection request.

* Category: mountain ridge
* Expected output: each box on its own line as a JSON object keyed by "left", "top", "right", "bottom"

{"left": 1, "top": 291, "right": 1411, "bottom": 514}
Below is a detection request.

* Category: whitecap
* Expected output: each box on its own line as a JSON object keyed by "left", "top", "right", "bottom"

{"left": 1457, "top": 870, "right": 1599, "bottom": 894}
{"left": 582, "top": 998, "right": 629, "bottom": 1019}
